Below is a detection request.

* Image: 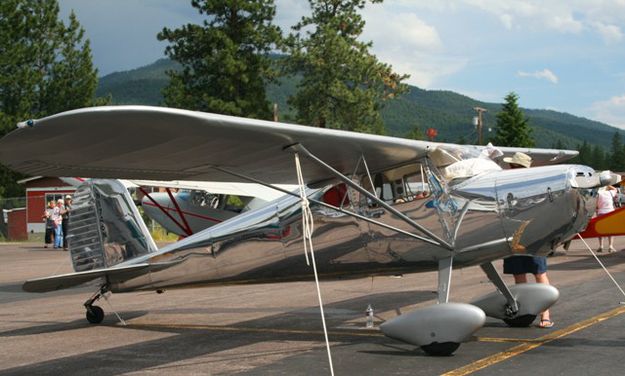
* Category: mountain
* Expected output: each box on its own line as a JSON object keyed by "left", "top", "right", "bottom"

{"left": 96, "top": 58, "right": 623, "bottom": 149}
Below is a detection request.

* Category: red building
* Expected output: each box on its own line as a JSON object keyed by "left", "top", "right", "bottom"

{"left": 18, "top": 177, "right": 76, "bottom": 233}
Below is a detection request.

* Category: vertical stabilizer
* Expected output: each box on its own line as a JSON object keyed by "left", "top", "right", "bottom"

{"left": 68, "top": 179, "right": 157, "bottom": 272}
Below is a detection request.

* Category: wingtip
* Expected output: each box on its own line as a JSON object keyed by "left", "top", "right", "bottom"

{"left": 16, "top": 119, "right": 34, "bottom": 129}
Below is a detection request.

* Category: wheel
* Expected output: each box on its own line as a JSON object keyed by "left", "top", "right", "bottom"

{"left": 503, "top": 314, "right": 536, "bottom": 327}
{"left": 421, "top": 342, "right": 460, "bottom": 356}
{"left": 86, "top": 305, "right": 104, "bottom": 324}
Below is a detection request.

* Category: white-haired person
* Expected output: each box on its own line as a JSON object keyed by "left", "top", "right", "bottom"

{"left": 596, "top": 182, "right": 618, "bottom": 253}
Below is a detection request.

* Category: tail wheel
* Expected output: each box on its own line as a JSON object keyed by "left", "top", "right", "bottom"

{"left": 86, "top": 305, "right": 104, "bottom": 324}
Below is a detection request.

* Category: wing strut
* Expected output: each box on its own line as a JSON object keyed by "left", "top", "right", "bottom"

{"left": 165, "top": 188, "right": 194, "bottom": 236}
{"left": 139, "top": 187, "right": 193, "bottom": 237}
{"left": 286, "top": 143, "right": 454, "bottom": 251}
{"left": 212, "top": 169, "right": 445, "bottom": 247}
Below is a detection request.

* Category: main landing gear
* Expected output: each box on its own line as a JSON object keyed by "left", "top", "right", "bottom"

{"left": 380, "top": 256, "right": 486, "bottom": 356}
{"left": 84, "top": 284, "right": 109, "bottom": 324}
{"left": 472, "top": 262, "right": 559, "bottom": 328}
{"left": 380, "top": 259, "right": 560, "bottom": 356}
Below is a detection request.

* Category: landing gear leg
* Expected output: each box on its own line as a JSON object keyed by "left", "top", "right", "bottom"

{"left": 420, "top": 256, "right": 462, "bottom": 356}
{"left": 477, "top": 263, "right": 536, "bottom": 327}
{"left": 84, "top": 284, "right": 108, "bottom": 324}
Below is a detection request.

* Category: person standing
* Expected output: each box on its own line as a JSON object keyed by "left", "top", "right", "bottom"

{"left": 42, "top": 201, "right": 56, "bottom": 248}
{"left": 52, "top": 199, "right": 64, "bottom": 249}
{"left": 596, "top": 184, "right": 618, "bottom": 253}
{"left": 61, "top": 195, "right": 72, "bottom": 251}
{"left": 502, "top": 152, "right": 554, "bottom": 328}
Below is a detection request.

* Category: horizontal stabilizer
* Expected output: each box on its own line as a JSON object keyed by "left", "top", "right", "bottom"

{"left": 22, "top": 263, "right": 152, "bottom": 293}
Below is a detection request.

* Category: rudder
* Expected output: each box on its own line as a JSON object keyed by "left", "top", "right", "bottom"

{"left": 68, "top": 179, "right": 157, "bottom": 272}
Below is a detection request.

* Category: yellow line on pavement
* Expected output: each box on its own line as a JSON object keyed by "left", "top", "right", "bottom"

{"left": 443, "top": 305, "right": 625, "bottom": 376}
{"left": 476, "top": 337, "right": 541, "bottom": 343}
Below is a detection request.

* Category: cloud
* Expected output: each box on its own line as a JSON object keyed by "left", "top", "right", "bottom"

{"left": 549, "top": 14, "right": 583, "bottom": 33}
{"left": 461, "top": 0, "right": 624, "bottom": 41}
{"left": 592, "top": 22, "right": 623, "bottom": 44}
{"left": 500, "top": 14, "right": 513, "bottom": 30}
{"left": 591, "top": 94, "right": 625, "bottom": 129}
{"left": 361, "top": 5, "right": 467, "bottom": 87}
{"left": 517, "top": 69, "right": 559, "bottom": 84}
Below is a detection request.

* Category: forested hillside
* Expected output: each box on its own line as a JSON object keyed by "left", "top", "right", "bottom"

{"left": 96, "top": 58, "right": 623, "bottom": 149}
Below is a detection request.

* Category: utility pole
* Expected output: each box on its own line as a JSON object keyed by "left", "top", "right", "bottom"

{"left": 473, "top": 107, "right": 487, "bottom": 145}
{"left": 273, "top": 103, "right": 279, "bottom": 122}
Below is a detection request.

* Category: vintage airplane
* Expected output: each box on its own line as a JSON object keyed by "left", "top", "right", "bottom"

{"left": 0, "top": 105, "right": 615, "bottom": 356}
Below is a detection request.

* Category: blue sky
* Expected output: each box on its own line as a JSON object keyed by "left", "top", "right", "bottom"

{"left": 58, "top": 0, "right": 625, "bottom": 129}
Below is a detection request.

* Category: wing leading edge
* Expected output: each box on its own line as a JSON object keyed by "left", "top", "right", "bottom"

{"left": 0, "top": 106, "right": 577, "bottom": 185}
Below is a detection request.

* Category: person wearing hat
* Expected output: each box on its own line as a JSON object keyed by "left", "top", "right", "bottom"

{"left": 596, "top": 178, "right": 618, "bottom": 253}
{"left": 502, "top": 152, "right": 554, "bottom": 328}
{"left": 61, "top": 195, "right": 73, "bottom": 251}
{"left": 503, "top": 152, "right": 532, "bottom": 169}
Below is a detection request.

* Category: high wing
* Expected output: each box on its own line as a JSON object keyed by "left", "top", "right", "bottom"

{"left": 126, "top": 180, "right": 296, "bottom": 202}
{"left": 0, "top": 106, "right": 576, "bottom": 184}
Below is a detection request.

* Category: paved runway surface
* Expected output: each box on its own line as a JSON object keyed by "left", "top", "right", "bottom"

{"left": 2, "top": 239, "right": 625, "bottom": 375}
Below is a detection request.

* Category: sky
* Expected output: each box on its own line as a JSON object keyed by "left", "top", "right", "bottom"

{"left": 58, "top": 0, "right": 625, "bottom": 130}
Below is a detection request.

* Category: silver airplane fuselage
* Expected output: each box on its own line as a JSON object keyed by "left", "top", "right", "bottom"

{"left": 110, "top": 164, "right": 596, "bottom": 293}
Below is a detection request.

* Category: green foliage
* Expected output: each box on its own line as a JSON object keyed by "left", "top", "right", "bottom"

{"left": 284, "top": 0, "right": 408, "bottom": 134}
{"left": 404, "top": 123, "right": 424, "bottom": 140}
{"left": 0, "top": 0, "right": 103, "bottom": 199}
{"left": 608, "top": 132, "right": 625, "bottom": 171}
{"left": 591, "top": 144, "right": 608, "bottom": 170}
{"left": 97, "top": 59, "right": 180, "bottom": 105}
{"left": 157, "top": 0, "right": 282, "bottom": 120}
{"left": 95, "top": 58, "right": 622, "bottom": 150}
{"left": 492, "top": 92, "right": 533, "bottom": 147}
{"left": 551, "top": 139, "right": 566, "bottom": 149}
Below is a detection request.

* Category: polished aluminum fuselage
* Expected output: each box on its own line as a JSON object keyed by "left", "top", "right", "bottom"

{"left": 112, "top": 165, "right": 596, "bottom": 293}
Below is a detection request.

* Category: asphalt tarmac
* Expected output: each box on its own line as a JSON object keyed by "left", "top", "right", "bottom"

{"left": 2, "top": 239, "right": 625, "bottom": 375}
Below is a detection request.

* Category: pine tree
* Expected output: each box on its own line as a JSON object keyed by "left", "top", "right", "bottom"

{"left": 157, "top": 0, "right": 282, "bottom": 120}
{"left": 492, "top": 92, "right": 534, "bottom": 147}
{"left": 571, "top": 141, "right": 591, "bottom": 165}
{"left": 590, "top": 145, "right": 608, "bottom": 170}
{"left": 0, "top": 0, "right": 102, "bottom": 199}
{"left": 551, "top": 139, "right": 566, "bottom": 149}
{"left": 285, "top": 0, "right": 408, "bottom": 134}
{"left": 608, "top": 131, "right": 625, "bottom": 172}
{"left": 44, "top": 12, "right": 101, "bottom": 114}
{"left": 405, "top": 124, "right": 424, "bottom": 140}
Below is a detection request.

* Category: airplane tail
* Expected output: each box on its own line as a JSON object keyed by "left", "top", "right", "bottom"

{"left": 68, "top": 179, "right": 158, "bottom": 272}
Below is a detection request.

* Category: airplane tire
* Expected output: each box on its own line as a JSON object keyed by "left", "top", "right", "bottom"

{"left": 86, "top": 305, "right": 104, "bottom": 324}
{"left": 503, "top": 314, "right": 536, "bottom": 327}
{"left": 421, "top": 342, "right": 460, "bottom": 356}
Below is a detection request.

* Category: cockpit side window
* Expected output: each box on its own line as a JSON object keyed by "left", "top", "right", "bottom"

{"left": 367, "top": 164, "right": 431, "bottom": 206}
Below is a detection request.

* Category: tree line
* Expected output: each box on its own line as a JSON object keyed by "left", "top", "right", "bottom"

{"left": 0, "top": 0, "right": 620, "bottom": 201}
{"left": 0, "top": 0, "right": 106, "bottom": 199}
{"left": 1, "top": 0, "right": 409, "bottom": 200}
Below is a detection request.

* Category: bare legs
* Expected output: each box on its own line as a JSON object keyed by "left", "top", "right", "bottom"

{"left": 512, "top": 272, "right": 551, "bottom": 323}
{"left": 598, "top": 236, "right": 615, "bottom": 252}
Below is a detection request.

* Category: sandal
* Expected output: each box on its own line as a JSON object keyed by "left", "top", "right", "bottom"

{"left": 539, "top": 319, "right": 554, "bottom": 328}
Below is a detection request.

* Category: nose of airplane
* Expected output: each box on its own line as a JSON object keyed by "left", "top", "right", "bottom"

{"left": 497, "top": 165, "right": 596, "bottom": 256}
